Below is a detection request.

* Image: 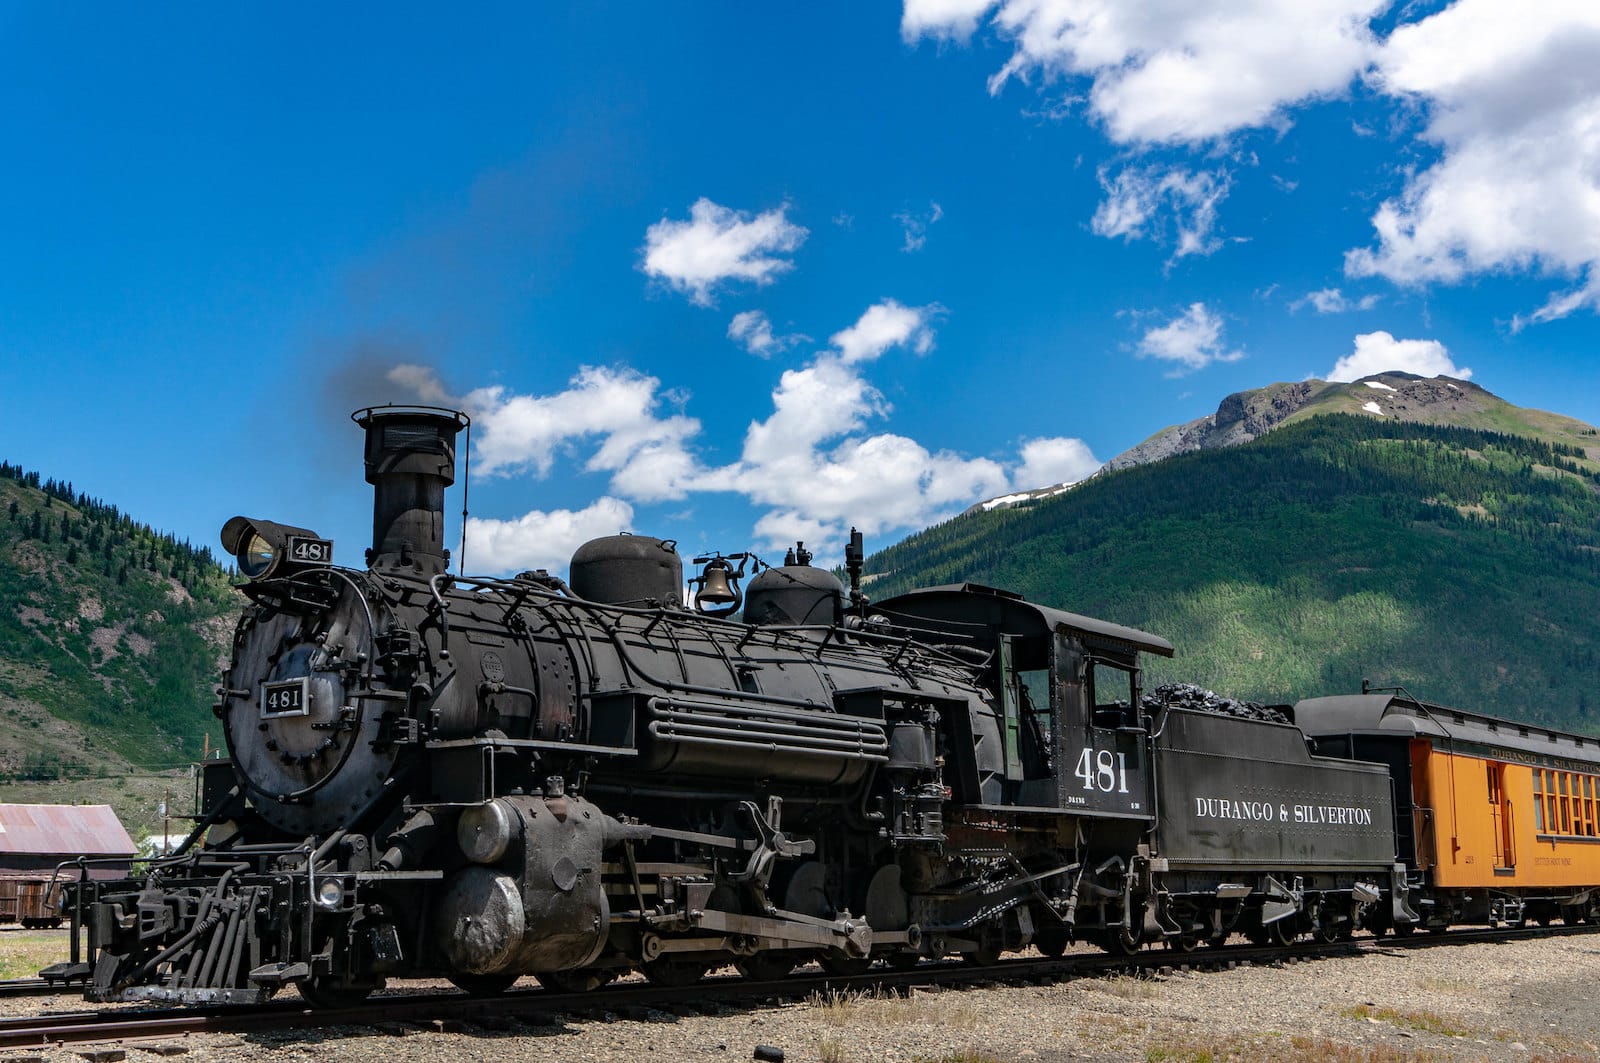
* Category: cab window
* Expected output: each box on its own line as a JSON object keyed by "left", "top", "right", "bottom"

{"left": 1087, "top": 658, "right": 1138, "bottom": 730}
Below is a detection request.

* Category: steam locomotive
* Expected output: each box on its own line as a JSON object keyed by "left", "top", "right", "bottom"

{"left": 49, "top": 406, "right": 1596, "bottom": 1007}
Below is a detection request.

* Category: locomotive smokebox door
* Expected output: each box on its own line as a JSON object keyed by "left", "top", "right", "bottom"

{"left": 1054, "top": 631, "right": 1152, "bottom": 819}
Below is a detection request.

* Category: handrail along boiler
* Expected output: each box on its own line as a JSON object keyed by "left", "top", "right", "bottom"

{"left": 56, "top": 405, "right": 1421, "bottom": 1004}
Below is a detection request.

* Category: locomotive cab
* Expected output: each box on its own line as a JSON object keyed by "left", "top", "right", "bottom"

{"left": 875, "top": 582, "right": 1172, "bottom": 816}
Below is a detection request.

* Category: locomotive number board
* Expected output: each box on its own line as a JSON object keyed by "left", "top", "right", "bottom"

{"left": 260, "top": 678, "right": 311, "bottom": 719}
{"left": 286, "top": 536, "right": 334, "bottom": 565}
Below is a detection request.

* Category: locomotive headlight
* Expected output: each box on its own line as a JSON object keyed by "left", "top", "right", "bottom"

{"left": 221, "top": 516, "right": 331, "bottom": 581}
{"left": 238, "top": 532, "right": 275, "bottom": 578}
{"left": 314, "top": 877, "right": 345, "bottom": 910}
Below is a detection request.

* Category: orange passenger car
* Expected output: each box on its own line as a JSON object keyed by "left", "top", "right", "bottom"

{"left": 1295, "top": 691, "right": 1600, "bottom": 929}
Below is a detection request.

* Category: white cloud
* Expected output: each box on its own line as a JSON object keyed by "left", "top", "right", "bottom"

{"left": 739, "top": 357, "right": 886, "bottom": 468}
{"left": 1291, "top": 287, "right": 1380, "bottom": 313}
{"left": 464, "top": 497, "right": 635, "bottom": 574}
{"left": 828, "top": 298, "right": 939, "bottom": 365}
{"left": 726, "top": 432, "right": 1012, "bottom": 551}
{"left": 1091, "top": 165, "right": 1230, "bottom": 260}
{"left": 904, "top": 0, "right": 1385, "bottom": 146}
{"left": 700, "top": 299, "right": 1085, "bottom": 549}
{"left": 902, "top": 0, "right": 996, "bottom": 42}
{"left": 736, "top": 300, "right": 942, "bottom": 476}
{"left": 752, "top": 510, "right": 837, "bottom": 553}
{"left": 1134, "top": 303, "right": 1244, "bottom": 374}
{"left": 1013, "top": 436, "right": 1100, "bottom": 490}
{"left": 908, "top": 1, "right": 1600, "bottom": 321}
{"left": 1346, "top": 2, "right": 1600, "bottom": 324}
{"left": 895, "top": 201, "right": 944, "bottom": 252}
{"left": 728, "top": 310, "right": 805, "bottom": 357}
{"left": 388, "top": 364, "right": 700, "bottom": 499}
{"left": 640, "top": 198, "right": 808, "bottom": 306}
{"left": 1326, "top": 331, "right": 1473, "bottom": 382}
{"left": 391, "top": 300, "right": 1096, "bottom": 564}
{"left": 386, "top": 363, "right": 453, "bottom": 404}
{"left": 1514, "top": 286, "right": 1600, "bottom": 332}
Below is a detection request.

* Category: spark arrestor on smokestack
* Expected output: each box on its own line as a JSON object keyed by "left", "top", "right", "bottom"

{"left": 352, "top": 406, "right": 470, "bottom": 577}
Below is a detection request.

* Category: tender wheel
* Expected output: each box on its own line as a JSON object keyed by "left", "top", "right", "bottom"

{"left": 962, "top": 940, "right": 1002, "bottom": 966}
{"left": 449, "top": 972, "right": 518, "bottom": 996}
{"left": 1168, "top": 933, "right": 1202, "bottom": 954}
{"left": 735, "top": 954, "right": 797, "bottom": 982}
{"left": 297, "top": 977, "right": 377, "bottom": 1010}
{"left": 641, "top": 958, "right": 710, "bottom": 987}
{"left": 1098, "top": 925, "right": 1142, "bottom": 956}
{"left": 1034, "top": 925, "right": 1070, "bottom": 958}
{"left": 885, "top": 952, "right": 923, "bottom": 971}
{"left": 1249, "top": 919, "right": 1297, "bottom": 947}
{"left": 1391, "top": 921, "right": 1416, "bottom": 938}
{"left": 536, "top": 968, "right": 617, "bottom": 993}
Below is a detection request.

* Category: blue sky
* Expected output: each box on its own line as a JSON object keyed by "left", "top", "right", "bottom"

{"left": 3, "top": 2, "right": 1598, "bottom": 575}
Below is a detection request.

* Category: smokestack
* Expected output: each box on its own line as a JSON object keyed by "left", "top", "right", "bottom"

{"left": 352, "top": 406, "right": 469, "bottom": 576}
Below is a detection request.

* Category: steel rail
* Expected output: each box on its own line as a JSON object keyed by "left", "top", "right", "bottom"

{"left": 0, "top": 978, "right": 81, "bottom": 998}
{"left": 4, "top": 922, "right": 1596, "bottom": 1050}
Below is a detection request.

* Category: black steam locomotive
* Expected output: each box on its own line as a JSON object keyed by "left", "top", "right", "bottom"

{"left": 54, "top": 407, "right": 1415, "bottom": 1006}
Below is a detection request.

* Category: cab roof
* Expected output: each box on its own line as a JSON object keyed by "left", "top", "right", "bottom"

{"left": 876, "top": 583, "right": 1174, "bottom": 659}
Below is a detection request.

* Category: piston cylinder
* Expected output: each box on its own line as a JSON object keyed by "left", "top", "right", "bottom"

{"left": 434, "top": 793, "right": 610, "bottom": 975}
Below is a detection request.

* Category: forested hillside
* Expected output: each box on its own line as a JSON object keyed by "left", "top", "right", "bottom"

{"left": 867, "top": 415, "right": 1600, "bottom": 729}
{"left": 0, "top": 462, "right": 235, "bottom": 781}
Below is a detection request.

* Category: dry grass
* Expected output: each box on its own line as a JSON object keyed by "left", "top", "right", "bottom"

{"left": 1340, "top": 1004, "right": 1474, "bottom": 1039}
{"left": 1147, "top": 1034, "right": 1442, "bottom": 1062}
{"left": 0, "top": 929, "right": 74, "bottom": 979}
{"left": 1415, "top": 974, "right": 1472, "bottom": 994}
{"left": 808, "top": 986, "right": 984, "bottom": 1030}
{"left": 1086, "top": 973, "right": 1162, "bottom": 1000}
{"left": 1530, "top": 1033, "right": 1600, "bottom": 1062}
{"left": 814, "top": 1039, "right": 1005, "bottom": 1063}
{"left": 816, "top": 1034, "right": 848, "bottom": 1063}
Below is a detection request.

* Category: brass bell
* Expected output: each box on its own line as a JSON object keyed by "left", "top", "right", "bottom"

{"left": 696, "top": 559, "right": 739, "bottom": 606}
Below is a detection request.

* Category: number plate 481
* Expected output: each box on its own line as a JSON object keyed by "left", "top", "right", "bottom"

{"left": 1075, "top": 747, "right": 1130, "bottom": 794}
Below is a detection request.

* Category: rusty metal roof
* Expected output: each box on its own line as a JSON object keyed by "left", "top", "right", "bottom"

{"left": 0, "top": 805, "right": 137, "bottom": 858}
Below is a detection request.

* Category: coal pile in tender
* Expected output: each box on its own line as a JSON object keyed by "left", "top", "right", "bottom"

{"left": 1139, "top": 682, "right": 1289, "bottom": 724}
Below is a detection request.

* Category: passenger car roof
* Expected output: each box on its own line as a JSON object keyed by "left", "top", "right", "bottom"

{"left": 1295, "top": 693, "right": 1600, "bottom": 767}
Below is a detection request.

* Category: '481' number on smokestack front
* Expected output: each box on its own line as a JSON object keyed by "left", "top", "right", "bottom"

{"left": 1074, "top": 748, "right": 1129, "bottom": 793}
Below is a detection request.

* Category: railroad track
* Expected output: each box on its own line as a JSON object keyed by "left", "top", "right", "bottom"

{"left": 0, "top": 978, "right": 90, "bottom": 999}
{"left": 5, "top": 923, "right": 1596, "bottom": 1050}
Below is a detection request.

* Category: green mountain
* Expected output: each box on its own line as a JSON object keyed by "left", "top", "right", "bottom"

{"left": 867, "top": 383, "right": 1600, "bottom": 730}
{"left": 1101, "top": 372, "right": 1600, "bottom": 476}
{"left": 0, "top": 464, "right": 235, "bottom": 785}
